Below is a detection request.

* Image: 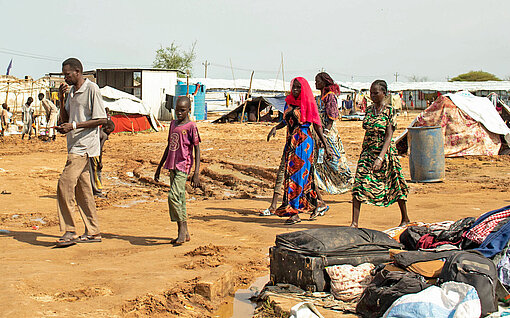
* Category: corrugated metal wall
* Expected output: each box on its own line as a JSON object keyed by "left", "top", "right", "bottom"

{"left": 141, "top": 71, "right": 177, "bottom": 121}
{"left": 96, "top": 70, "right": 134, "bottom": 95}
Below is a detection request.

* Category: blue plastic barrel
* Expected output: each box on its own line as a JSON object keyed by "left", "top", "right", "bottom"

{"left": 193, "top": 83, "right": 206, "bottom": 120}
{"left": 174, "top": 81, "right": 207, "bottom": 120}
{"left": 408, "top": 126, "right": 445, "bottom": 182}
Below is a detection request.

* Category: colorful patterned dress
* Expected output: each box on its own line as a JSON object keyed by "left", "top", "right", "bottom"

{"left": 352, "top": 104, "right": 408, "bottom": 206}
{"left": 275, "top": 104, "right": 318, "bottom": 217}
{"left": 314, "top": 93, "right": 353, "bottom": 194}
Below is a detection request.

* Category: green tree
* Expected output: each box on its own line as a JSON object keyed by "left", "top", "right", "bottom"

{"left": 153, "top": 41, "right": 197, "bottom": 76}
{"left": 450, "top": 70, "right": 501, "bottom": 82}
{"left": 408, "top": 75, "right": 429, "bottom": 82}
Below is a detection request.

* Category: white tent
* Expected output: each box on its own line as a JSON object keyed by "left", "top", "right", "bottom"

{"left": 100, "top": 86, "right": 158, "bottom": 131}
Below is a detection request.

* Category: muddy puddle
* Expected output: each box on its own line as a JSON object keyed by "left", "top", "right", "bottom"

{"left": 213, "top": 274, "right": 269, "bottom": 318}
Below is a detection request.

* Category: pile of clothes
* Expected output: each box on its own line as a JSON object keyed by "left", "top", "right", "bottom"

{"left": 324, "top": 204, "right": 510, "bottom": 318}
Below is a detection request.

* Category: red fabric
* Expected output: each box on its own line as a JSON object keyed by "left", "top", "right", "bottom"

{"left": 285, "top": 77, "right": 321, "bottom": 126}
{"left": 111, "top": 114, "right": 151, "bottom": 133}
{"left": 324, "top": 84, "right": 341, "bottom": 96}
{"left": 464, "top": 208, "right": 510, "bottom": 244}
{"left": 416, "top": 233, "right": 460, "bottom": 249}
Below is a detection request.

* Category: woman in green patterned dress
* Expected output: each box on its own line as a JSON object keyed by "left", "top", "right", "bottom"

{"left": 350, "top": 80, "right": 410, "bottom": 228}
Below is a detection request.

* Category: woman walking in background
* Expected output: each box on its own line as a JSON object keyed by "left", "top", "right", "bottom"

{"left": 274, "top": 77, "right": 331, "bottom": 225}
{"left": 312, "top": 72, "right": 353, "bottom": 219}
{"left": 351, "top": 80, "right": 410, "bottom": 228}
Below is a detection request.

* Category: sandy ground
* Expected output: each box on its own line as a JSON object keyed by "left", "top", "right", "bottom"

{"left": 1, "top": 112, "right": 509, "bottom": 317}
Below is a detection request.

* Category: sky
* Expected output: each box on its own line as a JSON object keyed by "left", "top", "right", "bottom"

{"left": 1, "top": 0, "right": 509, "bottom": 83}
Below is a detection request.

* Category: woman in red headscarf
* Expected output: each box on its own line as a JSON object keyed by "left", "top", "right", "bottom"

{"left": 267, "top": 77, "right": 331, "bottom": 224}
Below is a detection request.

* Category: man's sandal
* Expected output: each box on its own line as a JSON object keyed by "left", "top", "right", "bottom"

{"left": 55, "top": 231, "right": 78, "bottom": 247}
{"left": 77, "top": 234, "right": 102, "bottom": 243}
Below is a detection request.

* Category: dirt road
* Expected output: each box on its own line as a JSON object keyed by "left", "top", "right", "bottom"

{"left": 1, "top": 113, "right": 509, "bottom": 317}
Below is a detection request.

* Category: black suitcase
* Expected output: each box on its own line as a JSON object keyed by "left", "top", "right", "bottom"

{"left": 269, "top": 226, "right": 403, "bottom": 292}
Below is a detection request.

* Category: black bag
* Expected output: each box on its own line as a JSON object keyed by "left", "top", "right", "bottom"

{"left": 356, "top": 269, "right": 430, "bottom": 318}
{"left": 438, "top": 250, "right": 498, "bottom": 316}
{"left": 270, "top": 226, "right": 403, "bottom": 292}
{"left": 435, "top": 217, "right": 475, "bottom": 242}
{"left": 399, "top": 226, "right": 429, "bottom": 250}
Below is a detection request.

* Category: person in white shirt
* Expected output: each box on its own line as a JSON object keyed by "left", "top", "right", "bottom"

{"left": 38, "top": 93, "right": 59, "bottom": 141}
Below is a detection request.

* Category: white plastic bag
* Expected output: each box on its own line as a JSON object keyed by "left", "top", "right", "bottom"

{"left": 289, "top": 302, "right": 324, "bottom": 318}
{"left": 383, "top": 281, "right": 481, "bottom": 318}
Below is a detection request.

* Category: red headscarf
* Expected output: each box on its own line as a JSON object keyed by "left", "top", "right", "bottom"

{"left": 285, "top": 77, "right": 322, "bottom": 126}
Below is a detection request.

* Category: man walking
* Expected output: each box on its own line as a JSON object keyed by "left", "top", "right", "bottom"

{"left": 21, "top": 97, "right": 34, "bottom": 140}
{"left": 38, "top": 93, "right": 59, "bottom": 141}
{"left": 55, "top": 57, "right": 107, "bottom": 247}
{"left": 1, "top": 103, "right": 8, "bottom": 137}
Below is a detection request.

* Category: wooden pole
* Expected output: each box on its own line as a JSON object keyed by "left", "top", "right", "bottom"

{"left": 229, "top": 58, "right": 236, "bottom": 89}
{"left": 257, "top": 98, "right": 262, "bottom": 122}
{"left": 4, "top": 81, "right": 9, "bottom": 104}
{"left": 274, "top": 60, "right": 281, "bottom": 92}
{"left": 240, "top": 71, "right": 254, "bottom": 124}
{"left": 186, "top": 71, "right": 190, "bottom": 96}
{"left": 248, "top": 70, "right": 254, "bottom": 98}
{"left": 202, "top": 60, "right": 210, "bottom": 78}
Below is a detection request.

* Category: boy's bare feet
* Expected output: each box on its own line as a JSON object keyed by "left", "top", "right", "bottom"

{"left": 349, "top": 222, "right": 358, "bottom": 228}
{"left": 174, "top": 221, "right": 188, "bottom": 245}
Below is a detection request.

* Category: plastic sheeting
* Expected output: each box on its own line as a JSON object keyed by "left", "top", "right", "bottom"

{"left": 290, "top": 302, "right": 324, "bottom": 318}
{"left": 100, "top": 86, "right": 149, "bottom": 114}
{"left": 410, "top": 95, "right": 502, "bottom": 156}
{"left": 100, "top": 86, "right": 158, "bottom": 131}
{"left": 445, "top": 91, "right": 510, "bottom": 144}
{"left": 383, "top": 282, "right": 481, "bottom": 318}
{"left": 111, "top": 114, "right": 151, "bottom": 133}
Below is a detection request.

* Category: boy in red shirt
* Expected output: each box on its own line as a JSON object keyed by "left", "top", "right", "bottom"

{"left": 155, "top": 96, "right": 201, "bottom": 245}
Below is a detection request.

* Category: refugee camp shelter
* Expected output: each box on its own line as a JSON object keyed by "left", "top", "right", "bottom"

{"left": 343, "top": 81, "right": 510, "bottom": 110}
{"left": 100, "top": 86, "right": 158, "bottom": 133}
{"left": 0, "top": 75, "right": 51, "bottom": 116}
{"left": 95, "top": 68, "right": 184, "bottom": 121}
{"left": 193, "top": 77, "right": 355, "bottom": 113}
{"left": 193, "top": 78, "right": 289, "bottom": 113}
{"left": 396, "top": 91, "right": 510, "bottom": 157}
{"left": 213, "top": 95, "right": 286, "bottom": 123}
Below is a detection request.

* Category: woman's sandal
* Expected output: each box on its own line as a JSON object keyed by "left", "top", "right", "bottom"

{"left": 55, "top": 231, "right": 78, "bottom": 247}
{"left": 310, "top": 205, "right": 329, "bottom": 220}
{"left": 259, "top": 208, "right": 274, "bottom": 216}
{"left": 77, "top": 234, "right": 102, "bottom": 243}
{"left": 285, "top": 216, "right": 301, "bottom": 225}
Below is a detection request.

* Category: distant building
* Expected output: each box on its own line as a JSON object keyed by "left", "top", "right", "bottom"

{"left": 344, "top": 81, "right": 510, "bottom": 110}
{"left": 95, "top": 68, "right": 184, "bottom": 120}
{"left": 49, "top": 68, "right": 184, "bottom": 120}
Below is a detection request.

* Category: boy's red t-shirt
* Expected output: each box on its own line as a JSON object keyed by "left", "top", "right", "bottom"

{"left": 164, "top": 120, "right": 201, "bottom": 174}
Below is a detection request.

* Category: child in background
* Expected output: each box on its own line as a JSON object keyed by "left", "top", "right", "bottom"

{"left": 155, "top": 96, "right": 201, "bottom": 245}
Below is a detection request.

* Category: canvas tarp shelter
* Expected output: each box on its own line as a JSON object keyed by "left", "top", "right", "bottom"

{"left": 396, "top": 91, "right": 510, "bottom": 157}
{"left": 213, "top": 95, "right": 286, "bottom": 123}
{"left": 100, "top": 86, "right": 158, "bottom": 133}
